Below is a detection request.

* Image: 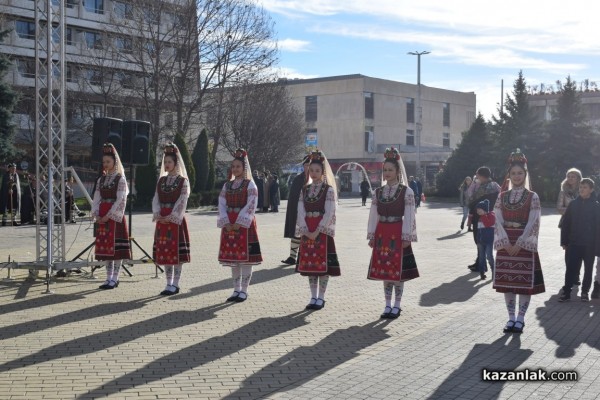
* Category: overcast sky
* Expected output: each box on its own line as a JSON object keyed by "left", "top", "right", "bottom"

{"left": 262, "top": 0, "right": 600, "bottom": 120}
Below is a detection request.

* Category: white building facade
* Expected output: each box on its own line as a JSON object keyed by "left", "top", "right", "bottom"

{"left": 283, "top": 74, "right": 476, "bottom": 191}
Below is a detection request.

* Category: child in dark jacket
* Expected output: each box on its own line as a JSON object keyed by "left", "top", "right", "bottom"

{"left": 476, "top": 199, "right": 495, "bottom": 280}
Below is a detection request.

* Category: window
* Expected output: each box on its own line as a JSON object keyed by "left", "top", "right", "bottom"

{"left": 66, "top": 27, "right": 73, "bottom": 45}
{"left": 51, "top": 26, "right": 70, "bottom": 44}
{"left": 406, "top": 98, "right": 415, "bottom": 123}
{"left": 84, "top": 68, "right": 102, "bottom": 85}
{"left": 84, "top": 31, "right": 103, "bottom": 49}
{"left": 66, "top": 0, "right": 78, "bottom": 9}
{"left": 136, "top": 108, "right": 149, "bottom": 121}
{"left": 443, "top": 132, "right": 450, "bottom": 148}
{"left": 164, "top": 114, "right": 173, "bottom": 128}
{"left": 364, "top": 126, "right": 374, "bottom": 153}
{"left": 305, "top": 96, "right": 317, "bottom": 122}
{"left": 66, "top": 65, "right": 76, "bottom": 83}
{"left": 115, "top": 36, "right": 132, "bottom": 52}
{"left": 17, "top": 59, "right": 35, "bottom": 78}
{"left": 16, "top": 20, "right": 36, "bottom": 39}
{"left": 115, "top": 71, "right": 133, "bottom": 88}
{"left": 143, "top": 9, "right": 160, "bottom": 24}
{"left": 406, "top": 129, "right": 415, "bottom": 146}
{"left": 84, "top": 0, "right": 104, "bottom": 14}
{"left": 443, "top": 103, "right": 450, "bottom": 127}
{"left": 364, "top": 92, "right": 374, "bottom": 119}
{"left": 113, "top": 1, "right": 133, "bottom": 19}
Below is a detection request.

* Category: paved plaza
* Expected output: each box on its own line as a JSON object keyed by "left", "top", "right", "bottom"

{"left": 0, "top": 198, "right": 598, "bottom": 399}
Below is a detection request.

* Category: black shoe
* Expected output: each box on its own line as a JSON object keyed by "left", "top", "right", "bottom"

{"left": 312, "top": 298, "right": 325, "bottom": 310}
{"left": 234, "top": 292, "right": 248, "bottom": 302}
{"left": 77, "top": 212, "right": 86, "bottom": 217}
{"left": 592, "top": 282, "right": 600, "bottom": 299}
{"left": 164, "top": 286, "right": 180, "bottom": 296}
{"left": 460, "top": 222, "right": 464, "bottom": 230}
{"left": 380, "top": 306, "right": 392, "bottom": 319}
{"left": 226, "top": 291, "right": 240, "bottom": 302}
{"left": 281, "top": 257, "right": 296, "bottom": 265}
{"left": 105, "top": 280, "right": 119, "bottom": 289}
{"left": 581, "top": 293, "right": 589, "bottom": 302}
{"left": 503, "top": 320, "right": 515, "bottom": 333}
{"left": 99, "top": 281, "right": 110, "bottom": 290}
{"left": 480, "top": 272, "right": 486, "bottom": 280}
{"left": 388, "top": 307, "right": 401, "bottom": 319}
{"left": 56, "top": 269, "right": 67, "bottom": 278}
{"left": 512, "top": 321, "right": 524, "bottom": 334}
{"left": 468, "top": 262, "right": 478, "bottom": 271}
{"left": 559, "top": 294, "right": 571, "bottom": 302}
{"left": 305, "top": 298, "right": 318, "bottom": 310}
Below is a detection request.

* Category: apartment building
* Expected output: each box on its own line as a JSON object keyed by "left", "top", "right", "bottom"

{"left": 283, "top": 74, "right": 476, "bottom": 190}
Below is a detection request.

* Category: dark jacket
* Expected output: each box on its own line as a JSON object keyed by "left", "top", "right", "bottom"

{"left": 360, "top": 180, "right": 370, "bottom": 197}
{"left": 561, "top": 194, "right": 600, "bottom": 252}
{"left": 284, "top": 172, "right": 305, "bottom": 238}
{"left": 254, "top": 175, "right": 264, "bottom": 209}
{"left": 468, "top": 181, "right": 500, "bottom": 244}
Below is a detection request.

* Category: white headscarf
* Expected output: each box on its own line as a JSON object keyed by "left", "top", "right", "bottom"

{"left": 103, "top": 143, "right": 126, "bottom": 177}
{"left": 308, "top": 150, "right": 337, "bottom": 200}
{"left": 229, "top": 148, "right": 254, "bottom": 182}
{"left": 381, "top": 147, "right": 408, "bottom": 186}
{"left": 159, "top": 143, "right": 189, "bottom": 179}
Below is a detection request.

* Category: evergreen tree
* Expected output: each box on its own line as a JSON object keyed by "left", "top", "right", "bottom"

{"left": 174, "top": 132, "right": 195, "bottom": 190}
{"left": 539, "top": 76, "right": 598, "bottom": 198}
{"left": 435, "top": 114, "right": 494, "bottom": 196}
{"left": 135, "top": 145, "right": 158, "bottom": 198}
{"left": 0, "top": 29, "right": 20, "bottom": 161}
{"left": 207, "top": 154, "right": 216, "bottom": 190}
{"left": 490, "top": 71, "right": 542, "bottom": 178}
{"left": 191, "top": 129, "right": 209, "bottom": 192}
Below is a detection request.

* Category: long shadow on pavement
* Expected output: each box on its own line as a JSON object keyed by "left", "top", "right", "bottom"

{"left": 0, "top": 295, "right": 162, "bottom": 340}
{"left": 78, "top": 311, "right": 312, "bottom": 400}
{"left": 426, "top": 335, "right": 532, "bottom": 399}
{"left": 222, "top": 320, "right": 391, "bottom": 399}
{"left": 0, "top": 302, "right": 233, "bottom": 374}
{"left": 420, "top": 273, "right": 491, "bottom": 307}
{"left": 169, "top": 264, "right": 296, "bottom": 301}
{"left": 0, "top": 289, "right": 99, "bottom": 314}
{"left": 536, "top": 294, "right": 600, "bottom": 358}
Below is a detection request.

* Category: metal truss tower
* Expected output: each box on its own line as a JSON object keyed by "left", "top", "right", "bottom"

{"left": 34, "top": 0, "right": 66, "bottom": 271}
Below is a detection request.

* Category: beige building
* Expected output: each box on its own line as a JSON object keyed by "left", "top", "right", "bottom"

{"left": 529, "top": 91, "right": 600, "bottom": 126}
{"left": 283, "top": 74, "right": 476, "bottom": 191}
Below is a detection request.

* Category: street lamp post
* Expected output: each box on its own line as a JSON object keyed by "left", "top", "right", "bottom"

{"left": 408, "top": 50, "right": 430, "bottom": 182}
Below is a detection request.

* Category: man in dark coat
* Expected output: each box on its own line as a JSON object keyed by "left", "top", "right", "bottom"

{"left": 281, "top": 155, "right": 310, "bottom": 265}
{"left": 0, "top": 163, "right": 21, "bottom": 226}
{"left": 360, "top": 178, "right": 370, "bottom": 206}
{"left": 253, "top": 170, "right": 264, "bottom": 213}
{"left": 269, "top": 174, "right": 280, "bottom": 212}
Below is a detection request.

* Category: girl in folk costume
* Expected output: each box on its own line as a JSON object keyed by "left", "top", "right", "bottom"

{"left": 367, "top": 147, "right": 418, "bottom": 319}
{"left": 152, "top": 143, "right": 191, "bottom": 296}
{"left": 296, "top": 150, "right": 340, "bottom": 311}
{"left": 217, "top": 148, "right": 262, "bottom": 303}
{"left": 493, "top": 149, "right": 545, "bottom": 334}
{"left": 92, "top": 143, "right": 132, "bottom": 290}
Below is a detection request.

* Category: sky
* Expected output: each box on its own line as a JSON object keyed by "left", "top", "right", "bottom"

{"left": 260, "top": 0, "right": 600, "bottom": 121}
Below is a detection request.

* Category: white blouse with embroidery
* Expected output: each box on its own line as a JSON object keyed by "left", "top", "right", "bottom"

{"left": 367, "top": 183, "right": 417, "bottom": 242}
{"left": 296, "top": 182, "right": 337, "bottom": 238}
{"left": 493, "top": 187, "right": 541, "bottom": 252}
{"left": 151, "top": 175, "right": 189, "bottom": 225}
{"left": 217, "top": 179, "right": 258, "bottom": 229}
{"left": 91, "top": 172, "right": 128, "bottom": 222}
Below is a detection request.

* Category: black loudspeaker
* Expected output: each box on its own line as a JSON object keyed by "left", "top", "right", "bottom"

{"left": 122, "top": 120, "right": 150, "bottom": 165}
{"left": 92, "top": 117, "right": 123, "bottom": 162}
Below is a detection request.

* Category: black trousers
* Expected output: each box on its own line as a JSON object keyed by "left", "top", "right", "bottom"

{"left": 564, "top": 244, "right": 596, "bottom": 295}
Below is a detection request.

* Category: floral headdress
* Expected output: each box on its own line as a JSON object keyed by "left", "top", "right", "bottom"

{"left": 229, "top": 148, "right": 253, "bottom": 181}
{"left": 384, "top": 147, "right": 401, "bottom": 161}
{"left": 503, "top": 148, "right": 530, "bottom": 191}
{"left": 381, "top": 146, "right": 407, "bottom": 185}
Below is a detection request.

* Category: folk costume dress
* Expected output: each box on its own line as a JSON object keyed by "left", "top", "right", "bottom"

{"left": 218, "top": 177, "right": 262, "bottom": 301}
{"left": 493, "top": 185, "right": 544, "bottom": 333}
{"left": 152, "top": 174, "right": 191, "bottom": 295}
{"left": 92, "top": 171, "right": 131, "bottom": 288}
{"left": 296, "top": 181, "right": 340, "bottom": 277}
{"left": 367, "top": 182, "right": 418, "bottom": 317}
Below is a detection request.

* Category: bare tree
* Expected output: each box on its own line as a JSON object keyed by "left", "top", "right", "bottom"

{"left": 216, "top": 80, "right": 304, "bottom": 171}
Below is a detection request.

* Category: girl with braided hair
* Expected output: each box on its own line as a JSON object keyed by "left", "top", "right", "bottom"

{"left": 296, "top": 150, "right": 340, "bottom": 310}
{"left": 92, "top": 143, "right": 132, "bottom": 289}
{"left": 152, "top": 143, "right": 191, "bottom": 296}
{"left": 217, "top": 148, "right": 263, "bottom": 303}
{"left": 367, "top": 147, "right": 418, "bottom": 319}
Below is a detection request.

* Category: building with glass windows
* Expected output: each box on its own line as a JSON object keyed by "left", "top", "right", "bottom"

{"left": 282, "top": 74, "right": 476, "bottom": 190}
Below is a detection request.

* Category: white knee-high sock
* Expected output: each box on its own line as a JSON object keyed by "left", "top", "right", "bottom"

{"left": 165, "top": 265, "right": 174, "bottom": 286}
{"left": 240, "top": 265, "right": 253, "bottom": 293}
{"left": 232, "top": 266, "right": 242, "bottom": 292}
{"left": 318, "top": 276, "right": 329, "bottom": 300}
{"left": 517, "top": 294, "right": 531, "bottom": 323}
{"left": 308, "top": 276, "right": 318, "bottom": 298}
{"left": 384, "top": 281, "right": 394, "bottom": 307}
{"left": 290, "top": 238, "right": 301, "bottom": 259}
{"left": 105, "top": 261, "right": 114, "bottom": 282}
{"left": 504, "top": 292, "right": 517, "bottom": 321}
{"left": 172, "top": 264, "right": 182, "bottom": 287}
{"left": 112, "top": 260, "right": 122, "bottom": 282}
{"left": 394, "top": 282, "right": 405, "bottom": 308}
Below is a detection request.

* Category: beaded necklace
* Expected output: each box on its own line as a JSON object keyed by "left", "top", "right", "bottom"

{"left": 378, "top": 183, "right": 404, "bottom": 203}
{"left": 502, "top": 187, "right": 530, "bottom": 211}
{"left": 160, "top": 175, "right": 181, "bottom": 193}
{"left": 305, "top": 181, "right": 326, "bottom": 203}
